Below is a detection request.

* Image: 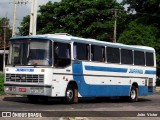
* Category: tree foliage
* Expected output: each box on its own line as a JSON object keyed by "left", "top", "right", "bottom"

{"left": 19, "top": 0, "right": 160, "bottom": 75}
{"left": 119, "top": 21, "right": 158, "bottom": 47}
{"left": 0, "top": 18, "right": 11, "bottom": 38}
{"left": 19, "top": 0, "right": 126, "bottom": 42}
{"left": 123, "top": 0, "right": 160, "bottom": 13}
{"left": 0, "top": 74, "right": 4, "bottom": 94}
{"left": 18, "top": 15, "right": 30, "bottom": 36}
{"left": 121, "top": 0, "right": 160, "bottom": 75}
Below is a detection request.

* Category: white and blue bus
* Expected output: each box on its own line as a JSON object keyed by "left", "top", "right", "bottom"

{"left": 4, "top": 33, "right": 156, "bottom": 104}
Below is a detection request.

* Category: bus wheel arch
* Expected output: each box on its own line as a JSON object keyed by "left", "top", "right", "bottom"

{"left": 129, "top": 82, "right": 139, "bottom": 102}
{"left": 64, "top": 81, "right": 78, "bottom": 104}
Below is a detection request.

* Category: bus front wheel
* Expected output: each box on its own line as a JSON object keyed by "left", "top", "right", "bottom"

{"left": 64, "top": 84, "right": 75, "bottom": 104}
{"left": 129, "top": 86, "right": 138, "bottom": 102}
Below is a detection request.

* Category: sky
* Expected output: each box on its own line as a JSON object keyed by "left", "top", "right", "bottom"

{"left": 0, "top": 0, "right": 122, "bottom": 32}
{"left": 0, "top": 0, "right": 61, "bottom": 29}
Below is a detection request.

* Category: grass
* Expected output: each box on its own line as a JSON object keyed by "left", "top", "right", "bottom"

{"left": 0, "top": 73, "right": 4, "bottom": 95}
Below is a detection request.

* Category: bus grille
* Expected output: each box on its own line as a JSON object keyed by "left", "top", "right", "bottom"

{"left": 6, "top": 74, "right": 44, "bottom": 83}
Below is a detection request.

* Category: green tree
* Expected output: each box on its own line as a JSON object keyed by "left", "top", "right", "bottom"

{"left": 18, "top": 15, "right": 30, "bottom": 36}
{"left": 19, "top": 0, "right": 126, "bottom": 42}
{"left": 119, "top": 21, "right": 158, "bottom": 47}
{"left": 0, "top": 18, "right": 11, "bottom": 37}
{"left": 0, "top": 74, "right": 4, "bottom": 95}
{"left": 121, "top": 0, "right": 160, "bottom": 75}
{"left": 122, "top": 0, "right": 160, "bottom": 14}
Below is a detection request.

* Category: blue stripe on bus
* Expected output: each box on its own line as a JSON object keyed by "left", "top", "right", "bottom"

{"left": 145, "top": 70, "right": 156, "bottom": 75}
{"left": 85, "top": 65, "right": 156, "bottom": 75}
{"left": 85, "top": 66, "right": 128, "bottom": 73}
{"left": 72, "top": 62, "right": 152, "bottom": 97}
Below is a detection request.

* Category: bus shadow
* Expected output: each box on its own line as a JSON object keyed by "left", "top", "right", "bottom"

{"left": 3, "top": 96, "right": 152, "bottom": 105}
{"left": 78, "top": 97, "right": 151, "bottom": 103}
{"left": 3, "top": 96, "right": 64, "bottom": 105}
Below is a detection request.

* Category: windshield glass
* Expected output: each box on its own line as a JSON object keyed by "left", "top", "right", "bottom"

{"left": 9, "top": 39, "right": 52, "bottom": 66}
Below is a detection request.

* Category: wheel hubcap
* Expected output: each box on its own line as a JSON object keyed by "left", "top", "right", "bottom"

{"left": 67, "top": 89, "right": 73, "bottom": 100}
{"left": 131, "top": 89, "right": 136, "bottom": 100}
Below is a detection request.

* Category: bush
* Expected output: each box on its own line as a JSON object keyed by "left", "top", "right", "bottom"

{"left": 0, "top": 73, "right": 4, "bottom": 95}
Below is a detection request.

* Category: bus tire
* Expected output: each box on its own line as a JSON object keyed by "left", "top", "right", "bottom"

{"left": 64, "top": 84, "right": 75, "bottom": 104}
{"left": 129, "top": 86, "right": 138, "bottom": 102}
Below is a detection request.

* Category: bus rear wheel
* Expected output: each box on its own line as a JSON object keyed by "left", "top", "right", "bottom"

{"left": 129, "top": 86, "right": 138, "bottom": 102}
{"left": 64, "top": 84, "right": 75, "bottom": 104}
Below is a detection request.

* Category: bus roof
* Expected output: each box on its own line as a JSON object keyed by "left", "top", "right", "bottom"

{"left": 10, "top": 33, "right": 155, "bottom": 52}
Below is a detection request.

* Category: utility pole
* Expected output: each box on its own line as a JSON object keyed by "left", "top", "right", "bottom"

{"left": 29, "top": 0, "right": 38, "bottom": 36}
{"left": 12, "top": 0, "right": 29, "bottom": 37}
{"left": 1, "top": 20, "right": 7, "bottom": 72}
{"left": 3, "top": 26, "right": 6, "bottom": 73}
{"left": 113, "top": 9, "right": 118, "bottom": 43}
{"left": 12, "top": 0, "right": 17, "bottom": 37}
{"left": 111, "top": 9, "right": 120, "bottom": 43}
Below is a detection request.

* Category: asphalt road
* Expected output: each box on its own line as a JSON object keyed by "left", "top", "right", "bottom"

{"left": 0, "top": 92, "right": 160, "bottom": 120}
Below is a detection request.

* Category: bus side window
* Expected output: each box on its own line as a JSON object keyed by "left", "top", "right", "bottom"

{"left": 54, "top": 42, "right": 71, "bottom": 67}
{"left": 91, "top": 45, "right": 105, "bottom": 62}
{"left": 146, "top": 52, "right": 154, "bottom": 66}
{"left": 106, "top": 47, "right": 120, "bottom": 64}
{"left": 121, "top": 49, "right": 133, "bottom": 65}
{"left": 74, "top": 42, "right": 89, "bottom": 61}
{"left": 134, "top": 51, "right": 145, "bottom": 66}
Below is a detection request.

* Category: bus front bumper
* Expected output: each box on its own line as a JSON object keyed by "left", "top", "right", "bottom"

{"left": 4, "top": 83, "right": 52, "bottom": 96}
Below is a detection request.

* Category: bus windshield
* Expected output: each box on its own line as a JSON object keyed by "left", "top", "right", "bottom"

{"left": 9, "top": 39, "right": 52, "bottom": 66}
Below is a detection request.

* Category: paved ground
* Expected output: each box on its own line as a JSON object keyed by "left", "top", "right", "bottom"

{"left": 0, "top": 88, "right": 160, "bottom": 120}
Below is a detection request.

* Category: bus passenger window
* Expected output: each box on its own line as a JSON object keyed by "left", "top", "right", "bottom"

{"left": 74, "top": 43, "right": 89, "bottom": 60}
{"left": 121, "top": 49, "right": 133, "bottom": 65}
{"left": 106, "top": 47, "right": 120, "bottom": 63}
{"left": 134, "top": 51, "right": 145, "bottom": 66}
{"left": 91, "top": 45, "right": 105, "bottom": 62}
{"left": 54, "top": 42, "right": 71, "bottom": 67}
{"left": 146, "top": 52, "right": 154, "bottom": 66}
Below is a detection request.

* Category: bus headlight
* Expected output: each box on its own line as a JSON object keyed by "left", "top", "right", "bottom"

{"left": 5, "top": 86, "right": 16, "bottom": 92}
{"left": 5, "top": 87, "right": 9, "bottom": 91}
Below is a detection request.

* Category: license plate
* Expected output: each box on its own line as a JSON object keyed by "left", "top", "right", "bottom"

{"left": 19, "top": 88, "right": 26, "bottom": 92}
